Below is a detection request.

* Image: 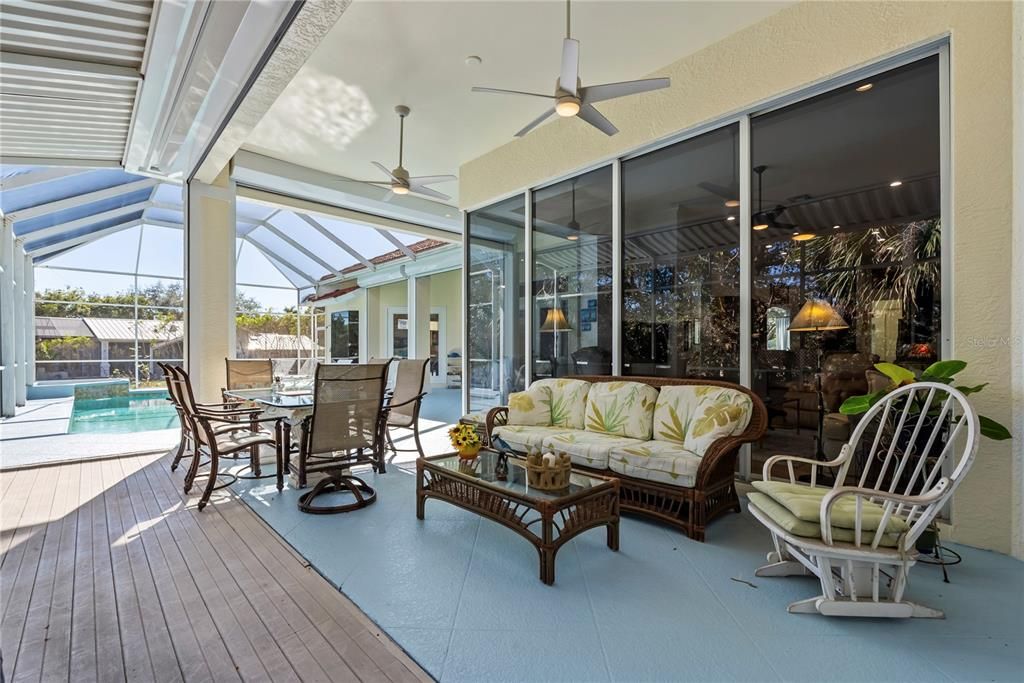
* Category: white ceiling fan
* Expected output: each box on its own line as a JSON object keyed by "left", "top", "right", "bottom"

{"left": 472, "top": 0, "right": 670, "bottom": 138}
{"left": 352, "top": 105, "right": 456, "bottom": 201}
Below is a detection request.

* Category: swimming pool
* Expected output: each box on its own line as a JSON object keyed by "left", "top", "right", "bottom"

{"left": 68, "top": 389, "right": 179, "bottom": 434}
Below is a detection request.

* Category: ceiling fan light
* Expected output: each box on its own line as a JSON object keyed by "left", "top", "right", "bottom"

{"left": 724, "top": 199, "right": 740, "bottom": 208}
{"left": 752, "top": 222, "right": 769, "bottom": 231}
{"left": 555, "top": 98, "right": 581, "bottom": 117}
{"left": 566, "top": 234, "right": 579, "bottom": 241}
{"left": 391, "top": 184, "right": 410, "bottom": 195}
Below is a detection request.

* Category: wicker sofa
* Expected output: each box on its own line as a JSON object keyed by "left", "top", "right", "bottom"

{"left": 484, "top": 375, "right": 767, "bottom": 541}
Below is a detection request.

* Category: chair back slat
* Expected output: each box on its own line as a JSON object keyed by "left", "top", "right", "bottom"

{"left": 308, "top": 363, "right": 388, "bottom": 455}
{"left": 225, "top": 358, "right": 273, "bottom": 390}
{"left": 870, "top": 386, "right": 917, "bottom": 492}
{"left": 884, "top": 386, "right": 937, "bottom": 494}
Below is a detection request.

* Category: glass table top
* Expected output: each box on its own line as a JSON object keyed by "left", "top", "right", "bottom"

{"left": 223, "top": 388, "right": 313, "bottom": 408}
{"left": 427, "top": 449, "right": 611, "bottom": 501}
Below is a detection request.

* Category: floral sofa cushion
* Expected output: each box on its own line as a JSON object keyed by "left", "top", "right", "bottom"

{"left": 541, "top": 431, "right": 646, "bottom": 470}
{"left": 584, "top": 381, "right": 659, "bottom": 440}
{"left": 532, "top": 378, "right": 591, "bottom": 429}
{"left": 492, "top": 425, "right": 575, "bottom": 453}
{"left": 607, "top": 440, "right": 703, "bottom": 488}
{"left": 652, "top": 385, "right": 753, "bottom": 455}
{"left": 507, "top": 379, "right": 591, "bottom": 429}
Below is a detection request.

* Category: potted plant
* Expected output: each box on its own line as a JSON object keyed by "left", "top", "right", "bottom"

{"left": 839, "top": 360, "right": 1012, "bottom": 441}
{"left": 448, "top": 423, "right": 483, "bottom": 460}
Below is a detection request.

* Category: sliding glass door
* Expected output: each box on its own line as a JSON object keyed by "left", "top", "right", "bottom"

{"left": 621, "top": 124, "right": 740, "bottom": 381}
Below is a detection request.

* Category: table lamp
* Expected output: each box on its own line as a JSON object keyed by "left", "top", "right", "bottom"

{"left": 790, "top": 299, "right": 849, "bottom": 462}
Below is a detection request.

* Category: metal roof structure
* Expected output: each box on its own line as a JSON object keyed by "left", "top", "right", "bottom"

{"left": 0, "top": 1, "right": 152, "bottom": 164}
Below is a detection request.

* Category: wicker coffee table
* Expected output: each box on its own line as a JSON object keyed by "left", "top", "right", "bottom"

{"left": 416, "top": 449, "right": 620, "bottom": 585}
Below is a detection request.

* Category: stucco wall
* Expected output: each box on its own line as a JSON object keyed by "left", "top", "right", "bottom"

{"left": 459, "top": 1, "right": 1019, "bottom": 556}
{"left": 1011, "top": 0, "right": 1024, "bottom": 559}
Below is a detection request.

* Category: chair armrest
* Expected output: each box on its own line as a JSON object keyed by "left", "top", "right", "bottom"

{"left": 385, "top": 392, "right": 427, "bottom": 410}
{"left": 762, "top": 445, "right": 851, "bottom": 486}
{"left": 485, "top": 407, "right": 508, "bottom": 442}
{"left": 818, "top": 479, "right": 950, "bottom": 547}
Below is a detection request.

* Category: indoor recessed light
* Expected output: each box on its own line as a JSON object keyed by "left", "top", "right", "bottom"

{"left": 724, "top": 199, "right": 740, "bottom": 208}
{"left": 465, "top": 55, "right": 482, "bottom": 66}
{"left": 832, "top": 224, "right": 841, "bottom": 230}
{"left": 566, "top": 234, "right": 579, "bottom": 241}
{"left": 889, "top": 180, "right": 903, "bottom": 187}
{"left": 752, "top": 222, "right": 769, "bottom": 231}
{"left": 855, "top": 83, "right": 873, "bottom": 92}
{"left": 726, "top": 215, "right": 736, "bottom": 222}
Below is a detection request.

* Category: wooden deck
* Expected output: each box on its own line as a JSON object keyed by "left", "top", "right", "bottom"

{"left": 0, "top": 452, "right": 432, "bottom": 682}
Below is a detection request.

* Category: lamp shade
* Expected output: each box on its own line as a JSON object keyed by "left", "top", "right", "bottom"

{"left": 540, "top": 307, "right": 572, "bottom": 332}
{"left": 789, "top": 299, "right": 848, "bottom": 332}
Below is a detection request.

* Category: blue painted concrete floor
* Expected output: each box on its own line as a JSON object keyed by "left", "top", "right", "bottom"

{"left": 232, "top": 467, "right": 1023, "bottom": 682}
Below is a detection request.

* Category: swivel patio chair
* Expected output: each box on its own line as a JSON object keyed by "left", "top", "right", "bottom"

{"left": 282, "top": 363, "right": 390, "bottom": 514}
{"left": 167, "top": 366, "right": 282, "bottom": 510}
{"left": 748, "top": 382, "right": 979, "bottom": 618}
{"left": 384, "top": 358, "right": 430, "bottom": 461}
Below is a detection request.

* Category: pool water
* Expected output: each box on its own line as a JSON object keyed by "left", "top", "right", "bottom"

{"left": 68, "top": 390, "right": 179, "bottom": 434}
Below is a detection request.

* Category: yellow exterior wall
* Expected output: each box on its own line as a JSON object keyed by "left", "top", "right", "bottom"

{"left": 428, "top": 269, "right": 462, "bottom": 359}
{"left": 459, "top": 1, "right": 1019, "bottom": 555}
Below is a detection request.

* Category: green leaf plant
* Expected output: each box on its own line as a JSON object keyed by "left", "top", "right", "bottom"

{"left": 839, "top": 360, "right": 1011, "bottom": 441}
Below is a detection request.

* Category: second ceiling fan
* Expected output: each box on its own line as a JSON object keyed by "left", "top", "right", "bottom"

{"left": 473, "top": 0, "right": 670, "bottom": 138}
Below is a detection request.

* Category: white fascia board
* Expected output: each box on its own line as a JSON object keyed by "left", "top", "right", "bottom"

{"left": 237, "top": 183, "right": 462, "bottom": 244}
{"left": 6, "top": 178, "right": 158, "bottom": 223}
{"left": 232, "top": 149, "right": 462, "bottom": 237}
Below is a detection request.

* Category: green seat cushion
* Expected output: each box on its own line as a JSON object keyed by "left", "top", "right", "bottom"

{"left": 751, "top": 480, "right": 909, "bottom": 534}
{"left": 747, "top": 493, "right": 902, "bottom": 547}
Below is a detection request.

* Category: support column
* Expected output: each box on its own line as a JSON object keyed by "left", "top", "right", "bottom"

{"left": 365, "top": 286, "right": 381, "bottom": 361}
{"left": 408, "top": 274, "right": 431, "bottom": 393}
{"left": 0, "top": 219, "right": 15, "bottom": 416}
{"left": 24, "top": 253, "right": 35, "bottom": 387}
{"left": 185, "top": 165, "right": 237, "bottom": 403}
{"left": 100, "top": 341, "right": 110, "bottom": 377}
{"left": 13, "top": 241, "right": 26, "bottom": 406}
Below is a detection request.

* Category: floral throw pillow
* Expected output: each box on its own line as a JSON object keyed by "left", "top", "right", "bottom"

{"left": 531, "top": 378, "right": 590, "bottom": 429}
{"left": 507, "top": 385, "right": 553, "bottom": 426}
{"left": 584, "top": 381, "right": 658, "bottom": 440}
{"left": 652, "top": 385, "right": 753, "bottom": 455}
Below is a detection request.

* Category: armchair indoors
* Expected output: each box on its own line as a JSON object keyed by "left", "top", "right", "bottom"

{"left": 748, "top": 382, "right": 979, "bottom": 618}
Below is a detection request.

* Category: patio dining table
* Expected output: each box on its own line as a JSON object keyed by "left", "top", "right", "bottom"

{"left": 222, "top": 388, "right": 313, "bottom": 457}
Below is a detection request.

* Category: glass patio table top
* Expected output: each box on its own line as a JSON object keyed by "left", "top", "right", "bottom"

{"left": 222, "top": 388, "right": 313, "bottom": 409}
{"left": 426, "top": 449, "right": 614, "bottom": 502}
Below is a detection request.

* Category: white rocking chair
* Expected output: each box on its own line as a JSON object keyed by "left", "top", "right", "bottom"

{"left": 748, "top": 382, "right": 979, "bottom": 618}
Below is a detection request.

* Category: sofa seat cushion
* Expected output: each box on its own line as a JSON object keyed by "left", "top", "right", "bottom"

{"left": 491, "top": 425, "right": 574, "bottom": 453}
{"left": 652, "top": 385, "right": 753, "bottom": 455}
{"left": 751, "top": 481, "right": 909, "bottom": 534}
{"left": 507, "top": 378, "right": 591, "bottom": 429}
{"left": 747, "top": 492, "right": 901, "bottom": 547}
{"left": 540, "top": 431, "right": 645, "bottom": 470}
{"left": 584, "top": 381, "right": 659, "bottom": 440}
{"left": 607, "top": 440, "right": 702, "bottom": 488}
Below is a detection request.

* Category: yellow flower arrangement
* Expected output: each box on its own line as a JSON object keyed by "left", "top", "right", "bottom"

{"left": 448, "top": 423, "right": 482, "bottom": 459}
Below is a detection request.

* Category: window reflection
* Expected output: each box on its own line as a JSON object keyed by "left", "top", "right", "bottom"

{"left": 531, "top": 167, "right": 613, "bottom": 379}
{"left": 621, "top": 124, "right": 740, "bottom": 381}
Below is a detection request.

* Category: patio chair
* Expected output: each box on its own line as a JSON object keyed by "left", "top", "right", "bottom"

{"left": 748, "top": 382, "right": 979, "bottom": 618}
{"left": 167, "top": 366, "right": 282, "bottom": 510}
{"left": 223, "top": 358, "right": 273, "bottom": 398}
{"left": 284, "top": 363, "right": 390, "bottom": 514}
{"left": 384, "top": 358, "right": 430, "bottom": 461}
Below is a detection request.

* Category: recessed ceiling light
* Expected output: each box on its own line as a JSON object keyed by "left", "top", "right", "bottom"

{"left": 752, "top": 222, "right": 769, "bottom": 231}
{"left": 724, "top": 199, "right": 740, "bottom": 208}
{"left": 855, "top": 83, "right": 874, "bottom": 92}
{"left": 889, "top": 180, "right": 903, "bottom": 187}
{"left": 566, "top": 234, "right": 579, "bottom": 241}
{"left": 465, "top": 55, "right": 482, "bottom": 66}
{"left": 832, "top": 224, "right": 841, "bottom": 230}
{"left": 445, "top": 213, "right": 453, "bottom": 217}
{"left": 726, "top": 215, "right": 736, "bottom": 222}
{"left": 792, "top": 229, "right": 817, "bottom": 241}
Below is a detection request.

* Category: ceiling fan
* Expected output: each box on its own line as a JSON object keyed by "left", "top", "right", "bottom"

{"left": 752, "top": 165, "right": 799, "bottom": 233}
{"left": 351, "top": 105, "right": 456, "bottom": 201}
{"left": 472, "top": 0, "right": 670, "bottom": 138}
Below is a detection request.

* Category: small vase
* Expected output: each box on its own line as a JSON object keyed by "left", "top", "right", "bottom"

{"left": 457, "top": 445, "right": 481, "bottom": 460}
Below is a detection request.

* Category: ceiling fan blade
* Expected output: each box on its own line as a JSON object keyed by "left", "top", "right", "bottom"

{"left": 515, "top": 107, "right": 556, "bottom": 137}
{"left": 408, "top": 174, "right": 457, "bottom": 185}
{"left": 472, "top": 86, "right": 555, "bottom": 99}
{"left": 408, "top": 183, "right": 451, "bottom": 201}
{"left": 580, "top": 77, "right": 670, "bottom": 104}
{"left": 559, "top": 38, "right": 579, "bottom": 94}
{"left": 371, "top": 161, "right": 399, "bottom": 182}
{"left": 576, "top": 104, "right": 619, "bottom": 136}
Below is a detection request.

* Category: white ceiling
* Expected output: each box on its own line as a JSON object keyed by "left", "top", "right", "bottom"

{"left": 244, "top": 0, "right": 792, "bottom": 206}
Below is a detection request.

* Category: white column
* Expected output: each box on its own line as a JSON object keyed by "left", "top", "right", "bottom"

{"left": 13, "top": 241, "right": 26, "bottom": 406}
{"left": 185, "top": 165, "right": 237, "bottom": 403}
{"left": 408, "top": 274, "right": 431, "bottom": 393}
{"left": 0, "top": 220, "right": 15, "bottom": 416}
{"left": 24, "top": 253, "right": 35, "bottom": 386}
{"left": 365, "top": 286, "right": 380, "bottom": 360}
